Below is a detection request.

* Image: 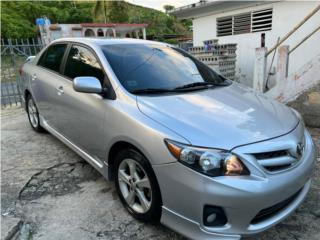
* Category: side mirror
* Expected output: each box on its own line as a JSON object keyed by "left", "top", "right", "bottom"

{"left": 73, "top": 77, "right": 102, "bottom": 94}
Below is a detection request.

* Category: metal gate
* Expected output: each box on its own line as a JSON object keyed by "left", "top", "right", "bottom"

{"left": 1, "top": 38, "right": 44, "bottom": 107}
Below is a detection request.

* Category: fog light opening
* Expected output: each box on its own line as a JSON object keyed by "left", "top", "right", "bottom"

{"left": 203, "top": 205, "right": 227, "bottom": 227}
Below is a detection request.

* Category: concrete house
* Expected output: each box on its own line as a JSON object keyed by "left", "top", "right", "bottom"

{"left": 170, "top": 1, "right": 320, "bottom": 87}
{"left": 36, "top": 18, "right": 148, "bottom": 45}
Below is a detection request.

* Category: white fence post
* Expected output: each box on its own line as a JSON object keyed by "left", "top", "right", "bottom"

{"left": 275, "top": 45, "right": 289, "bottom": 82}
{"left": 142, "top": 28, "right": 146, "bottom": 40}
{"left": 253, "top": 47, "right": 267, "bottom": 92}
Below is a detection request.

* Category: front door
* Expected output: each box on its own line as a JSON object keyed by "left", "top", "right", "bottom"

{"left": 54, "top": 44, "right": 110, "bottom": 161}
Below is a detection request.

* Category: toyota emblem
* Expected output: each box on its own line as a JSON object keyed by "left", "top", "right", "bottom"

{"left": 296, "top": 142, "right": 304, "bottom": 158}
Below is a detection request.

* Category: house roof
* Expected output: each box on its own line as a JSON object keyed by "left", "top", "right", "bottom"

{"left": 80, "top": 23, "right": 148, "bottom": 28}
{"left": 169, "top": 0, "right": 279, "bottom": 19}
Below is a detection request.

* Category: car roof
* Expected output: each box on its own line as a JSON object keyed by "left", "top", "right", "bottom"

{"left": 51, "top": 37, "right": 167, "bottom": 46}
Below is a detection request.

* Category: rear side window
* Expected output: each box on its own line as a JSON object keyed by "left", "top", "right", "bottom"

{"left": 64, "top": 45, "right": 104, "bottom": 83}
{"left": 38, "top": 44, "right": 67, "bottom": 72}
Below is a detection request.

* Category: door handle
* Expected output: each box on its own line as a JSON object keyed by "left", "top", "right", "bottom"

{"left": 56, "top": 86, "right": 64, "bottom": 95}
{"left": 31, "top": 74, "right": 37, "bottom": 81}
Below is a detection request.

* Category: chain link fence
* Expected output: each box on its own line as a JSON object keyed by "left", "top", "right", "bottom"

{"left": 1, "top": 38, "right": 44, "bottom": 107}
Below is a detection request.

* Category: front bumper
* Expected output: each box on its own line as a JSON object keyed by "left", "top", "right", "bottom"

{"left": 153, "top": 128, "right": 315, "bottom": 239}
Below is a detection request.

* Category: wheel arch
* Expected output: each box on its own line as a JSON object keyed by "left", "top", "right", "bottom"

{"left": 107, "top": 140, "right": 148, "bottom": 181}
{"left": 107, "top": 138, "right": 152, "bottom": 181}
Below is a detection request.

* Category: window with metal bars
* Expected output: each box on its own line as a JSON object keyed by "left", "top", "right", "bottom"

{"left": 216, "top": 8, "right": 272, "bottom": 37}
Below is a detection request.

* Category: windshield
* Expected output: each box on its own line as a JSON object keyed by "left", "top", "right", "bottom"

{"left": 101, "top": 44, "right": 230, "bottom": 93}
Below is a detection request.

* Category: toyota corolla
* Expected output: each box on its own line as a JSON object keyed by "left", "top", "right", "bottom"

{"left": 21, "top": 38, "right": 316, "bottom": 239}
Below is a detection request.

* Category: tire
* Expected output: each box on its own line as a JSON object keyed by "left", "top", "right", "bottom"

{"left": 115, "top": 148, "right": 162, "bottom": 222}
{"left": 26, "top": 95, "right": 45, "bottom": 133}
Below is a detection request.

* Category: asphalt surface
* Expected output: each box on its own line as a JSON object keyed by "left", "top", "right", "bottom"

{"left": 1, "top": 107, "right": 320, "bottom": 240}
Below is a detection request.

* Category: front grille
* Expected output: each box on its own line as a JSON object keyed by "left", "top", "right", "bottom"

{"left": 246, "top": 125, "right": 306, "bottom": 173}
{"left": 251, "top": 189, "right": 301, "bottom": 224}
{"left": 252, "top": 149, "right": 300, "bottom": 172}
{"left": 264, "top": 164, "right": 291, "bottom": 172}
{"left": 253, "top": 150, "right": 288, "bottom": 160}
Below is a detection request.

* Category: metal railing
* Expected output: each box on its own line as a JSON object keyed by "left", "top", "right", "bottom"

{"left": 266, "top": 4, "right": 320, "bottom": 57}
{"left": 1, "top": 38, "right": 44, "bottom": 107}
{"left": 263, "top": 4, "right": 320, "bottom": 89}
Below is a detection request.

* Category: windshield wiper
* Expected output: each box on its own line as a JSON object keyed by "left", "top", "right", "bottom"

{"left": 131, "top": 82, "right": 216, "bottom": 94}
{"left": 131, "top": 88, "right": 177, "bottom": 94}
{"left": 174, "top": 82, "right": 213, "bottom": 90}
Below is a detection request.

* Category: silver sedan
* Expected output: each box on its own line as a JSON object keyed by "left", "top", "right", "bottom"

{"left": 21, "top": 38, "right": 316, "bottom": 239}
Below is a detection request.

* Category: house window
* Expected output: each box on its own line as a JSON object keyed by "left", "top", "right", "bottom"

{"left": 217, "top": 16, "right": 232, "bottom": 37}
{"left": 217, "top": 8, "right": 272, "bottom": 37}
{"left": 233, "top": 12, "right": 251, "bottom": 35}
{"left": 252, "top": 8, "right": 273, "bottom": 32}
{"left": 84, "top": 29, "right": 95, "bottom": 37}
{"left": 97, "top": 29, "right": 104, "bottom": 37}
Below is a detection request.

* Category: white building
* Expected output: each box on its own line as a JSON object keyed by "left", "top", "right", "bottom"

{"left": 170, "top": 1, "right": 320, "bottom": 87}
{"left": 38, "top": 20, "right": 148, "bottom": 45}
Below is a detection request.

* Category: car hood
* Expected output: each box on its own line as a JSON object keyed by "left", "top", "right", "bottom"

{"left": 136, "top": 83, "right": 298, "bottom": 150}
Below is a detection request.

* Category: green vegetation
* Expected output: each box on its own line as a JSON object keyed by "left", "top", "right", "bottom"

{"left": 93, "top": 1, "right": 129, "bottom": 23}
{"left": 1, "top": 1, "right": 93, "bottom": 38}
{"left": 1, "top": 0, "right": 191, "bottom": 39}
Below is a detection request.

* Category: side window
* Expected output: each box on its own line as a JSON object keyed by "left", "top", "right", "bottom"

{"left": 64, "top": 45, "right": 105, "bottom": 83}
{"left": 38, "top": 44, "right": 67, "bottom": 72}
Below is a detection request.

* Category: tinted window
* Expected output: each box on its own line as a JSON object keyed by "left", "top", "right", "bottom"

{"left": 38, "top": 44, "right": 67, "bottom": 72}
{"left": 64, "top": 45, "right": 104, "bottom": 83}
{"left": 102, "top": 44, "right": 228, "bottom": 92}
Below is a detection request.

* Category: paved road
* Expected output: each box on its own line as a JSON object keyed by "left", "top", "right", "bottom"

{"left": 1, "top": 107, "right": 320, "bottom": 240}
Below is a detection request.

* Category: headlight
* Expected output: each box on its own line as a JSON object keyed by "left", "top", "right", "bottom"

{"left": 165, "top": 139, "right": 250, "bottom": 177}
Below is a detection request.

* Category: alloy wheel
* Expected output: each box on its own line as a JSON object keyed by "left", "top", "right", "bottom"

{"left": 28, "top": 98, "right": 39, "bottom": 128}
{"left": 118, "top": 158, "right": 152, "bottom": 214}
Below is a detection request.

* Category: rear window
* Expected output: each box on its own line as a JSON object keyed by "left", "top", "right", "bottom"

{"left": 38, "top": 44, "right": 67, "bottom": 73}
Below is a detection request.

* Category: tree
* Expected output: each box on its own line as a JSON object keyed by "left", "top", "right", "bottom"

{"left": 0, "top": 1, "right": 191, "bottom": 39}
{"left": 108, "top": 1, "right": 128, "bottom": 23}
{"left": 163, "top": 5, "right": 174, "bottom": 13}
{"left": 1, "top": 1, "right": 40, "bottom": 38}
{"left": 93, "top": 0, "right": 109, "bottom": 23}
{"left": 93, "top": 0, "right": 128, "bottom": 23}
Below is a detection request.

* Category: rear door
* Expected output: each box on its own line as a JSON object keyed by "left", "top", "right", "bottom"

{"left": 32, "top": 43, "right": 67, "bottom": 127}
{"left": 53, "top": 44, "right": 109, "bottom": 161}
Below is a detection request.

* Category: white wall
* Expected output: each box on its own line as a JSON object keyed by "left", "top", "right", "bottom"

{"left": 192, "top": 1, "right": 320, "bottom": 86}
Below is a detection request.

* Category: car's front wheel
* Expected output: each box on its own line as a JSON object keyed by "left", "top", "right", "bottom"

{"left": 115, "top": 149, "right": 162, "bottom": 222}
{"left": 26, "top": 95, "right": 45, "bottom": 133}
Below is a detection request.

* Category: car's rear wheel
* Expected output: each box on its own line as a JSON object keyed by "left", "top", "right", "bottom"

{"left": 26, "top": 95, "right": 45, "bottom": 132}
{"left": 115, "top": 149, "right": 162, "bottom": 222}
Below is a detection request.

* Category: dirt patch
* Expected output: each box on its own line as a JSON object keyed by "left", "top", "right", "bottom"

{"left": 19, "top": 162, "right": 100, "bottom": 201}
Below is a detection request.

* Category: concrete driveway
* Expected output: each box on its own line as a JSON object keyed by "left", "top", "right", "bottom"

{"left": 1, "top": 107, "right": 320, "bottom": 240}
